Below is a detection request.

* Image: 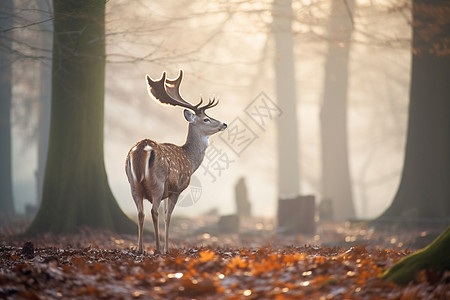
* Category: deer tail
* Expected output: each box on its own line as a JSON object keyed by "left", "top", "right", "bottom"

{"left": 128, "top": 143, "right": 153, "bottom": 185}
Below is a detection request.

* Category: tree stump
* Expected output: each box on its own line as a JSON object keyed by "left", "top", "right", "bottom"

{"left": 319, "top": 198, "right": 334, "bottom": 221}
{"left": 277, "top": 195, "right": 315, "bottom": 234}
{"left": 218, "top": 214, "right": 240, "bottom": 234}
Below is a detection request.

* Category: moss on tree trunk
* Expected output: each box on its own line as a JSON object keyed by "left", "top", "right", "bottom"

{"left": 381, "top": 226, "right": 450, "bottom": 285}
{"left": 27, "top": 0, "right": 135, "bottom": 234}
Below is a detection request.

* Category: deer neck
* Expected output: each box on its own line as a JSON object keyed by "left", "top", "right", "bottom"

{"left": 182, "top": 124, "right": 209, "bottom": 173}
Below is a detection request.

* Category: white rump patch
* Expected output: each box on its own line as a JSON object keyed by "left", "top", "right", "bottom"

{"left": 129, "top": 153, "right": 138, "bottom": 184}
{"left": 143, "top": 147, "right": 152, "bottom": 182}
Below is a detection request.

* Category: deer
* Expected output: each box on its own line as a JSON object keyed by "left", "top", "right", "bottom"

{"left": 125, "top": 70, "right": 227, "bottom": 254}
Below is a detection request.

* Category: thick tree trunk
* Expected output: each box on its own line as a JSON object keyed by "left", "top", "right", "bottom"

{"left": 320, "top": 0, "right": 355, "bottom": 220}
{"left": 0, "top": 0, "right": 15, "bottom": 215}
{"left": 382, "top": 226, "right": 450, "bottom": 285}
{"left": 27, "top": 0, "right": 135, "bottom": 234}
{"left": 272, "top": 0, "right": 300, "bottom": 196}
{"left": 379, "top": 0, "right": 450, "bottom": 222}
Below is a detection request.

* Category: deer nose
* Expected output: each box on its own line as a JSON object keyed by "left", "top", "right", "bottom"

{"left": 222, "top": 123, "right": 227, "bottom": 129}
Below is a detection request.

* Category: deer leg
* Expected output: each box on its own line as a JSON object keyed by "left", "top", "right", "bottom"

{"left": 148, "top": 184, "right": 164, "bottom": 254}
{"left": 164, "top": 193, "right": 179, "bottom": 254}
{"left": 137, "top": 210, "right": 145, "bottom": 253}
{"left": 151, "top": 200, "right": 161, "bottom": 254}
{"left": 131, "top": 189, "right": 145, "bottom": 254}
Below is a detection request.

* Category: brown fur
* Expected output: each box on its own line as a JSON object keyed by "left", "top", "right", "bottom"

{"left": 126, "top": 139, "right": 192, "bottom": 203}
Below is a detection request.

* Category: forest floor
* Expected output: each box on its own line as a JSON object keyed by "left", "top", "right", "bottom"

{"left": 0, "top": 215, "right": 449, "bottom": 299}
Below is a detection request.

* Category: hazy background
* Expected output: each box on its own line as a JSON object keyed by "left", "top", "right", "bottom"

{"left": 10, "top": 0, "right": 410, "bottom": 219}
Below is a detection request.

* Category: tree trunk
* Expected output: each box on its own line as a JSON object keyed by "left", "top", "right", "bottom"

{"left": 35, "top": 0, "right": 53, "bottom": 208}
{"left": 320, "top": 0, "right": 356, "bottom": 221}
{"left": 27, "top": 0, "right": 135, "bottom": 234}
{"left": 0, "top": 0, "right": 15, "bottom": 215}
{"left": 272, "top": 0, "right": 300, "bottom": 196}
{"left": 379, "top": 0, "right": 450, "bottom": 222}
{"left": 382, "top": 226, "right": 450, "bottom": 285}
{"left": 235, "top": 177, "right": 251, "bottom": 217}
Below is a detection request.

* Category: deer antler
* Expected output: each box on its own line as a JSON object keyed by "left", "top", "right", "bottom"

{"left": 197, "top": 98, "right": 219, "bottom": 112}
{"left": 146, "top": 70, "right": 219, "bottom": 114}
{"left": 146, "top": 70, "right": 199, "bottom": 113}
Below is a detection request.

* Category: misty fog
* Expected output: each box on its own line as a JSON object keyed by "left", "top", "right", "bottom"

{"left": 10, "top": 0, "right": 410, "bottom": 219}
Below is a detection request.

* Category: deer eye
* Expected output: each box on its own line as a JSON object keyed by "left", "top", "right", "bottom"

{"left": 203, "top": 118, "right": 210, "bottom": 123}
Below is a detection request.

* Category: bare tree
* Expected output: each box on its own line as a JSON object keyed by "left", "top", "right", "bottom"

{"left": 0, "top": 0, "right": 15, "bottom": 215}
{"left": 35, "top": 0, "right": 52, "bottom": 208}
{"left": 272, "top": 0, "right": 301, "bottom": 196}
{"left": 28, "top": 0, "right": 136, "bottom": 234}
{"left": 320, "top": 0, "right": 356, "bottom": 220}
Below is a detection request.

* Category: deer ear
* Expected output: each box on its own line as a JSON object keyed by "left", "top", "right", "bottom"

{"left": 184, "top": 109, "right": 196, "bottom": 123}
